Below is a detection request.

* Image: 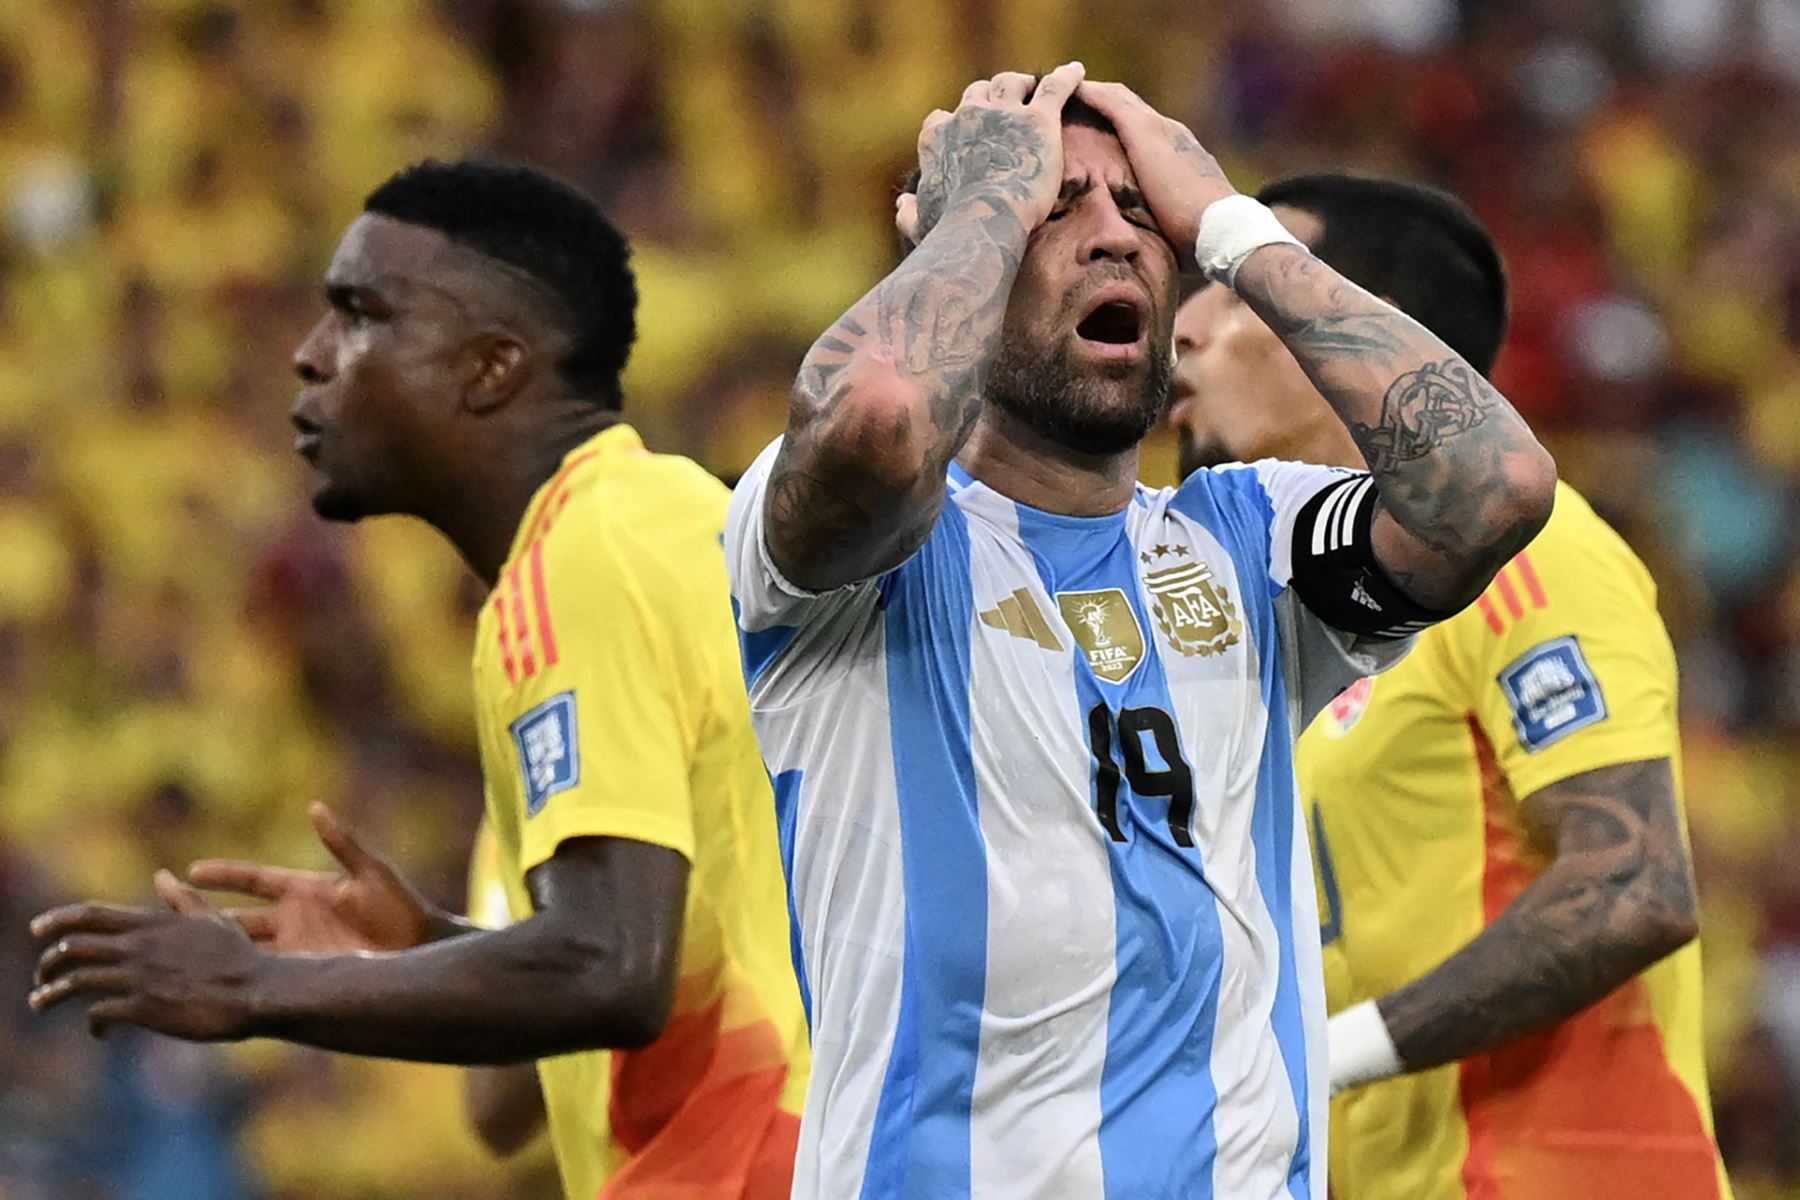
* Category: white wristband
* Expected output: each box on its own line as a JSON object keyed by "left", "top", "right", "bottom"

{"left": 1195, "top": 194, "right": 1306, "bottom": 288}
{"left": 1327, "top": 1000, "right": 1403, "bottom": 1097}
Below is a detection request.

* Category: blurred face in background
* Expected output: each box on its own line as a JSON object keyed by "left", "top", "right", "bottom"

{"left": 290, "top": 214, "right": 481, "bottom": 522}
{"left": 1167, "top": 205, "right": 1353, "bottom": 475}
{"left": 985, "top": 123, "right": 1180, "bottom": 456}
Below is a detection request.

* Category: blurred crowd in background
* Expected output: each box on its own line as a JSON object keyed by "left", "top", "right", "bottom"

{"left": 0, "top": 0, "right": 1797, "bottom": 1196}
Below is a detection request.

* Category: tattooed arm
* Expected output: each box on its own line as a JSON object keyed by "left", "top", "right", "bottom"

{"left": 767, "top": 64, "right": 1084, "bottom": 591}
{"left": 1374, "top": 758, "right": 1699, "bottom": 1072}
{"left": 1081, "top": 82, "right": 1555, "bottom": 610}
{"left": 1231, "top": 250, "right": 1553, "bottom": 608}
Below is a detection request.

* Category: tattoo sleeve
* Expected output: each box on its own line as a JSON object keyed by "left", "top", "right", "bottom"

{"left": 1374, "top": 758, "right": 1700, "bottom": 1072}
{"left": 766, "top": 110, "right": 1051, "bottom": 592}
{"left": 1233, "top": 247, "right": 1556, "bottom": 610}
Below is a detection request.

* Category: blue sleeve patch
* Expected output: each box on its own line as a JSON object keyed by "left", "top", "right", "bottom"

{"left": 1497, "top": 635, "right": 1607, "bottom": 752}
{"left": 510, "top": 691, "right": 580, "bottom": 816}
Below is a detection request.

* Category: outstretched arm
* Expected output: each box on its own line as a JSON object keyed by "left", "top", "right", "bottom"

{"left": 31, "top": 836, "right": 687, "bottom": 1064}
{"left": 766, "top": 63, "right": 1082, "bottom": 591}
{"left": 1082, "top": 82, "right": 1555, "bottom": 611}
{"left": 1333, "top": 759, "right": 1699, "bottom": 1090}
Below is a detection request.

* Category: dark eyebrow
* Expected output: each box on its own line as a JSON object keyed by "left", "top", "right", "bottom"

{"left": 1057, "top": 178, "right": 1094, "bottom": 205}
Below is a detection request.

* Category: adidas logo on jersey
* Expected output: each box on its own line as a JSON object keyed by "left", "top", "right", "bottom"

{"left": 1350, "top": 578, "right": 1383, "bottom": 611}
{"left": 978, "top": 588, "right": 1064, "bottom": 652}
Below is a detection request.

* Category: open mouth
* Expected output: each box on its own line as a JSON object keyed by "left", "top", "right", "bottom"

{"left": 1073, "top": 289, "right": 1149, "bottom": 359}
{"left": 1077, "top": 301, "right": 1145, "bottom": 345}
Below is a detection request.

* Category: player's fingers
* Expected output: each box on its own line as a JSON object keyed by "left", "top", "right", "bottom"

{"left": 186, "top": 860, "right": 294, "bottom": 901}
{"left": 154, "top": 870, "right": 219, "bottom": 919}
{"left": 959, "top": 79, "right": 991, "bottom": 108}
{"left": 310, "top": 802, "right": 382, "bottom": 878}
{"left": 33, "top": 935, "right": 125, "bottom": 986}
{"left": 28, "top": 966, "right": 132, "bottom": 1013}
{"left": 987, "top": 71, "right": 1036, "bottom": 104}
{"left": 30, "top": 903, "right": 154, "bottom": 942}
{"left": 1074, "top": 79, "right": 1150, "bottom": 127}
{"left": 224, "top": 909, "right": 279, "bottom": 943}
{"left": 917, "top": 108, "right": 951, "bottom": 149}
{"left": 86, "top": 997, "right": 139, "bottom": 1039}
{"left": 1028, "top": 61, "right": 1086, "bottom": 111}
{"left": 896, "top": 193, "right": 922, "bottom": 243}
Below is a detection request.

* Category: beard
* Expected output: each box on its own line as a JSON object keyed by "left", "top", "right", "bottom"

{"left": 985, "top": 331, "right": 1174, "bottom": 457}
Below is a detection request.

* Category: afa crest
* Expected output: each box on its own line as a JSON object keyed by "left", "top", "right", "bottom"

{"left": 1143, "top": 549, "right": 1241, "bottom": 658}
{"left": 1056, "top": 588, "right": 1146, "bottom": 682}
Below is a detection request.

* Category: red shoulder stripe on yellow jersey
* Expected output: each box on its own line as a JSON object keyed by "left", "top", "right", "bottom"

{"left": 1474, "top": 553, "right": 1550, "bottom": 637}
{"left": 506, "top": 561, "right": 538, "bottom": 677}
{"left": 494, "top": 593, "right": 520, "bottom": 684}
{"left": 491, "top": 539, "right": 560, "bottom": 688}
{"left": 1515, "top": 551, "right": 1549, "bottom": 608}
{"left": 517, "top": 449, "right": 604, "bottom": 549}
{"left": 527, "top": 539, "right": 560, "bottom": 667}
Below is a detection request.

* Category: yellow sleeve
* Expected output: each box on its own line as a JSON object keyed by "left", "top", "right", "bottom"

{"left": 1454, "top": 513, "right": 1678, "bottom": 802}
{"left": 495, "top": 514, "right": 697, "bottom": 875}
{"left": 464, "top": 820, "right": 512, "bottom": 928}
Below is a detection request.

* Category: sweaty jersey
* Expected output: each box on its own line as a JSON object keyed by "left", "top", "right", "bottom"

{"left": 470, "top": 424, "right": 808, "bottom": 1200}
{"left": 726, "top": 441, "right": 1428, "bottom": 1200}
{"left": 1301, "top": 482, "right": 1729, "bottom": 1199}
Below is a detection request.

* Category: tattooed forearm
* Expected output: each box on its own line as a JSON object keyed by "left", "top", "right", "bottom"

{"left": 1234, "top": 246, "right": 1555, "bottom": 609}
{"left": 768, "top": 105, "right": 1053, "bottom": 590}
{"left": 1374, "top": 759, "right": 1699, "bottom": 1072}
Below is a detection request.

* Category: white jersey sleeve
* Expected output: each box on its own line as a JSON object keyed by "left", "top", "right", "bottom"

{"left": 724, "top": 437, "right": 889, "bottom": 703}
{"left": 727, "top": 438, "right": 843, "bottom": 629}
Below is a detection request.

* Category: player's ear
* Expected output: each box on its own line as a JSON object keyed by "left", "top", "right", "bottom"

{"left": 463, "top": 329, "right": 530, "bottom": 415}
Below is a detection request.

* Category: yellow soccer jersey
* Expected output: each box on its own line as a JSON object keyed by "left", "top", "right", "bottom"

{"left": 470, "top": 424, "right": 807, "bottom": 1200}
{"left": 1301, "top": 482, "right": 1729, "bottom": 1200}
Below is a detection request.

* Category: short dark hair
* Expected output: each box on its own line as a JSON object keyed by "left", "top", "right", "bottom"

{"left": 1256, "top": 174, "right": 1508, "bottom": 376}
{"left": 365, "top": 160, "right": 637, "bottom": 408}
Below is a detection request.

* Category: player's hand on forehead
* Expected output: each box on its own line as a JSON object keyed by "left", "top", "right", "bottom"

{"left": 1075, "top": 81, "right": 1238, "bottom": 272}
{"left": 896, "top": 62, "right": 1085, "bottom": 247}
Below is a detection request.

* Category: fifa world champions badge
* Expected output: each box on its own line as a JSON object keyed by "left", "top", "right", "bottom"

{"left": 1141, "top": 544, "right": 1241, "bottom": 658}
{"left": 1057, "top": 588, "right": 1146, "bottom": 682}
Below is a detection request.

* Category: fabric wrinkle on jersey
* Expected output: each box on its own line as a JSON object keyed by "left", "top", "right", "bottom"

{"left": 471, "top": 424, "right": 808, "bottom": 1200}
{"left": 1304, "top": 481, "right": 1731, "bottom": 1200}
{"left": 726, "top": 437, "right": 1429, "bottom": 1200}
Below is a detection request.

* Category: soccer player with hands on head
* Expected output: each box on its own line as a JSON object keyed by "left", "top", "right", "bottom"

{"left": 728, "top": 67, "right": 1554, "bottom": 1198}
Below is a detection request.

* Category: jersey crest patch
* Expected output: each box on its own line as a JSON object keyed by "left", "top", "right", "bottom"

{"left": 1320, "top": 676, "right": 1376, "bottom": 738}
{"left": 511, "top": 691, "right": 581, "bottom": 815}
{"left": 1498, "top": 636, "right": 1607, "bottom": 752}
{"left": 1142, "top": 549, "right": 1241, "bottom": 658}
{"left": 1057, "top": 588, "right": 1145, "bottom": 682}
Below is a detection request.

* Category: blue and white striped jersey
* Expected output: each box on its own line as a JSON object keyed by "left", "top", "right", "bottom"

{"left": 725, "top": 440, "right": 1416, "bottom": 1200}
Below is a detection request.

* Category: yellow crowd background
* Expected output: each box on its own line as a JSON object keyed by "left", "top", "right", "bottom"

{"left": 1, "top": 1, "right": 1798, "bottom": 1196}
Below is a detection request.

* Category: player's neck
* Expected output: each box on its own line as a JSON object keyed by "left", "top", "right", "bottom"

{"left": 439, "top": 407, "right": 620, "bottom": 587}
{"left": 956, "top": 404, "right": 1139, "bottom": 517}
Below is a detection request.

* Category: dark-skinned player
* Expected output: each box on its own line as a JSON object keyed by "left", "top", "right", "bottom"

{"left": 30, "top": 160, "right": 807, "bottom": 1200}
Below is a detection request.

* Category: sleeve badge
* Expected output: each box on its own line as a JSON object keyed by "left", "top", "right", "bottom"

{"left": 510, "top": 691, "right": 580, "bottom": 815}
{"left": 1497, "top": 635, "right": 1607, "bottom": 752}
